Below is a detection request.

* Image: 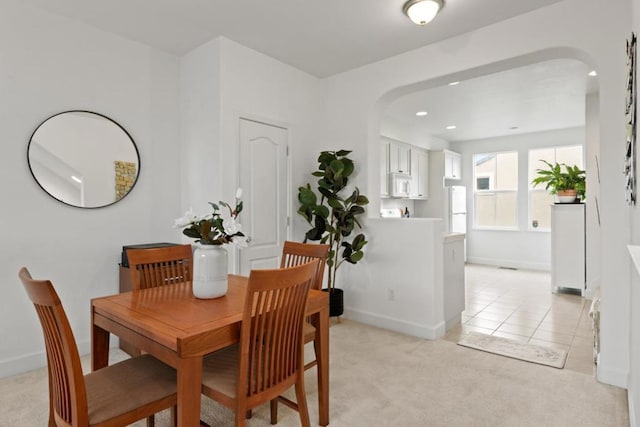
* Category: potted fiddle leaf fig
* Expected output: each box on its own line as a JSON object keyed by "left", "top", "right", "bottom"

{"left": 531, "top": 160, "right": 586, "bottom": 203}
{"left": 297, "top": 150, "right": 369, "bottom": 317}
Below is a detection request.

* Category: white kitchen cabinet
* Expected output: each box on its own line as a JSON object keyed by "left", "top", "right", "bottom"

{"left": 388, "top": 141, "right": 411, "bottom": 174}
{"left": 409, "top": 148, "right": 429, "bottom": 199}
{"left": 551, "top": 203, "right": 585, "bottom": 295}
{"left": 444, "top": 150, "right": 462, "bottom": 180}
{"left": 443, "top": 234, "right": 465, "bottom": 330}
{"left": 380, "top": 143, "right": 389, "bottom": 197}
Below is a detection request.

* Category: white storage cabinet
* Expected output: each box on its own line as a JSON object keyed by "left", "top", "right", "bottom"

{"left": 409, "top": 148, "right": 429, "bottom": 199}
{"left": 551, "top": 203, "right": 585, "bottom": 295}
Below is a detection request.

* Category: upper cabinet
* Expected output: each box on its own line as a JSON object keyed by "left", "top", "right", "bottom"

{"left": 388, "top": 141, "right": 411, "bottom": 174}
{"left": 444, "top": 150, "right": 462, "bottom": 180}
{"left": 409, "top": 148, "right": 429, "bottom": 199}
{"left": 381, "top": 137, "right": 429, "bottom": 199}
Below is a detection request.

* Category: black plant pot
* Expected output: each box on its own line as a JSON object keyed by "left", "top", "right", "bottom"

{"left": 323, "top": 288, "right": 344, "bottom": 317}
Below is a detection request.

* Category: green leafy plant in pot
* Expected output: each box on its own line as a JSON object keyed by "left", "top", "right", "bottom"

{"left": 297, "top": 150, "right": 369, "bottom": 317}
{"left": 531, "top": 160, "right": 586, "bottom": 203}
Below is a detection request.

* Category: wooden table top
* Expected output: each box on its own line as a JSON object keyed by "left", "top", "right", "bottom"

{"left": 92, "top": 274, "right": 327, "bottom": 357}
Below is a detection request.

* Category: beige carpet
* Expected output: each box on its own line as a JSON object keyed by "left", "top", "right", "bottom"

{"left": 0, "top": 320, "right": 628, "bottom": 427}
{"left": 458, "top": 331, "right": 568, "bottom": 369}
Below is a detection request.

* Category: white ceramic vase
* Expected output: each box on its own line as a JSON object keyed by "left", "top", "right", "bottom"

{"left": 192, "top": 244, "right": 228, "bottom": 299}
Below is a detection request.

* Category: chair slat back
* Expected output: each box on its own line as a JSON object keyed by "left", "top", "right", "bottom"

{"left": 19, "top": 267, "right": 88, "bottom": 426}
{"left": 127, "top": 244, "right": 193, "bottom": 291}
{"left": 239, "top": 260, "right": 319, "bottom": 399}
{"left": 280, "top": 241, "right": 329, "bottom": 291}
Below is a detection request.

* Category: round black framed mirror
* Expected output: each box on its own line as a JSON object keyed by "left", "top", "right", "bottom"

{"left": 27, "top": 110, "right": 141, "bottom": 209}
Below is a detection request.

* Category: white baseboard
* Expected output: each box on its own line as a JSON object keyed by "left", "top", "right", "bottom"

{"left": 0, "top": 350, "right": 47, "bottom": 379}
{"left": 466, "top": 256, "right": 550, "bottom": 271}
{"left": 597, "top": 363, "right": 629, "bottom": 389}
{"left": 0, "top": 339, "right": 94, "bottom": 379}
{"left": 343, "top": 307, "right": 445, "bottom": 339}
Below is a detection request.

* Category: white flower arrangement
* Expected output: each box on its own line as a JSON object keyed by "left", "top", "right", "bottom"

{"left": 174, "top": 189, "right": 248, "bottom": 247}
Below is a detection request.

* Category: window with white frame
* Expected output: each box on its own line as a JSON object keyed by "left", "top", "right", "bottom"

{"left": 473, "top": 151, "right": 518, "bottom": 229}
{"left": 528, "top": 145, "right": 584, "bottom": 230}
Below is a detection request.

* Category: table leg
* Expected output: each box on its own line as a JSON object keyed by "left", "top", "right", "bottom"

{"left": 91, "top": 308, "right": 110, "bottom": 371}
{"left": 316, "top": 306, "right": 329, "bottom": 426}
{"left": 177, "top": 356, "right": 203, "bottom": 427}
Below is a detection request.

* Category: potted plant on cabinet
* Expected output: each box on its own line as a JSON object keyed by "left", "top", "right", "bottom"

{"left": 297, "top": 150, "right": 369, "bottom": 317}
{"left": 531, "top": 160, "right": 586, "bottom": 203}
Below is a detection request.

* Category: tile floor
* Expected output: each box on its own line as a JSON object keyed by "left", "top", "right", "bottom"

{"left": 444, "top": 264, "right": 596, "bottom": 375}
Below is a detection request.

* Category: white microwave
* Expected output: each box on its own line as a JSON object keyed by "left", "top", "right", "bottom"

{"left": 389, "top": 172, "right": 411, "bottom": 197}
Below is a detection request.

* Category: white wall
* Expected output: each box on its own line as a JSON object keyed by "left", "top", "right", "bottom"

{"left": 218, "top": 38, "right": 326, "bottom": 243}
{"left": 345, "top": 218, "right": 445, "bottom": 339}
{"left": 179, "top": 39, "right": 223, "bottom": 217}
{"left": 585, "top": 93, "right": 601, "bottom": 292}
{"left": 627, "top": 0, "right": 640, "bottom": 424}
{"left": 0, "top": 3, "right": 181, "bottom": 377}
{"left": 324, "top": 0, "right": 630, "bottom": 387}
{"left": 449, "top": 127, "right": 585, "bottom": 271}
{"left": 179, "top": 37, "right": 326, "bottom": 270}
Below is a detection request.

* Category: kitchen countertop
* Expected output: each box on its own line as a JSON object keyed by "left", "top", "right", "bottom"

{"left": 443, "top": 232, "right": 465, "bottom": 243}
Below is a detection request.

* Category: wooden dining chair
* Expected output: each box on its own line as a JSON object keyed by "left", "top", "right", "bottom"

{"left": 200, "top": 260, "right": 320, "bottom": 427}
{"left": 127, "top": 244, "right": 193, "bottom": 291}
{"left": 269, "top": 241, "right": 329, "bottom": 422}
{"left": 280, "top": 241, "right": 329, "bottom": 368}
{"left": 18, "top": 267, "right": 177, "bottom": 427}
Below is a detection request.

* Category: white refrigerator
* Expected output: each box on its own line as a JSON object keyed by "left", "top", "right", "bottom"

{"left": 445, "top": 186, "right": 467, "bottom": 234}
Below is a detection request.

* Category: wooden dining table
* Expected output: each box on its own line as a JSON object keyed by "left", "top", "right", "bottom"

{"left": 91, "top": 274, "right": 330, "bottom": 427}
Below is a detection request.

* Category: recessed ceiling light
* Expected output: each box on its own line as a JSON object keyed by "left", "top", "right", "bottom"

{"left": 416, "top": 111, "right": 428, "bottom": 116}
{"left": 446, "top": 125, "right": 456, "bottom": 130}
{"left": 71, "top": 175, "right": 82, "bottom": 183}
{"left": 448, "top": 81, "right": 460, "bottom": 86}
{"left": 588, "top": 70, "right": 597, "bottom": 77}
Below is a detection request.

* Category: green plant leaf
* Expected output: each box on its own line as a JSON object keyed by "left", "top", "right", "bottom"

{"left": 183, "top": 228, "right": 200, "bottom": 239}
{"left": 318, "top": 151, "right": 335, "bottom": 166}
{"left": 318, "top": 187, "right": 334, "bottom": 199}
{"left": 336, "top": 150, "right": 352, "bottom": 157}
{"left": 328, "top": 198, "right": 343, "bottom": 209}
{"left": 318, "top": 180, "right": 332, "bottom": 190}
{"left": 341, "top": 158, "right": 354, "bottom": 177}
{"left": 305, "top": 216, "right": 326, "bottom": 241}
{"left": 298, "top": 185, "right": 317, "bottom": 205}
{"left": 349, "top": 205, "right": 365, "bottom": 216}
{"left": 350, "top": 251, "right": 364, "bottom": 262}
{"left": 315, "top": 205, "right": 330, "bottom": 219}
{"left": 341, "top": 243, "right": 353, "bottom": 259}
{"left": 352, "top": 234, "right": 366, "bottom": 250}
{"left": 355, "top": 195, "right": 369, "bottom": 205}
{"left": 297, "top": 205, "right": 313, "bottom": 223}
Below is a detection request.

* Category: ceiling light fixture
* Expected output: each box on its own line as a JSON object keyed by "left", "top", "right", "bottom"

{"left": 446, "top": 125, "right": 456, "bottom": 130}
{"left": 588, "top": 70, "right": 597, "bottom": 77}
{"left": 416, "top": 111, "right": 428, "bottom": 116}
{"left": 403, "top": 0, "right": 444, "bottom": 26}
{"left": 448, "top": 81, "right": 460, "bottom": 86}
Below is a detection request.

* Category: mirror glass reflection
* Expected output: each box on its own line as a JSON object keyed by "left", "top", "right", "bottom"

{"left": 27, "top": 111, "right": 140, "bottom": 208}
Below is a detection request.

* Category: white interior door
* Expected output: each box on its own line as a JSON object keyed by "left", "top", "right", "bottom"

{"left": 239, "top": 118, "right": 288, "bottom": 275}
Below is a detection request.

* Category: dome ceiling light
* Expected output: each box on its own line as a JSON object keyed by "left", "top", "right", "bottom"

{"left": 403, "top": 0, "right": 444, "bottom": 26}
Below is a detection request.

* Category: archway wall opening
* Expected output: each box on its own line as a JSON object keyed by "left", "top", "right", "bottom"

{"left": 323, "top": 0, "right": 630, "bottom": 389}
